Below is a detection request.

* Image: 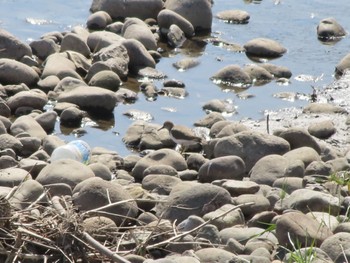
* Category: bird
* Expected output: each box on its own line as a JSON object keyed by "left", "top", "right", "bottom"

{"left": 158, "top": 121, "right": 203, "bottom": 153}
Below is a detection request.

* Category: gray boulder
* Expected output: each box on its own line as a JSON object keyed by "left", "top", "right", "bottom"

{"left": 57, "top": 86, "right": 117, "bottom": 113}
{"left": 86, "top": 11, "right": 112, "bottom": 30}
{"left": 10, "top": 115, "right": 47, "bottom": 139}
{"left": 41, "top": 53, "right": 82, "bottom": 80}
{"left": 198, "top": 155, "right": 245, "bottom": 183}
{"left": 122, "top": 17, "right": 157, "bottom": 50}
{"left": 0, "top": 167, "right": 32, "bottom": 187}
{"left": 30, "top": 38, "right": 60, "bottom": 60}
{"left": 211, "top": 64, "right": 251, "bottom": 87}
{"left": 36, "top": 159, "right": 95, "bottom": 188}
{"left": 214, "top": 130, "right": 290, "bottom": 172}
{"left": 161, "top": 183, "right": 232, "bottom": 223}
{"left": 60, "top": 33, "right": 91, "bottom": 58}
{"left": 317, "top": 17, "right": 346, "bottom": 40}
{"left": 275, "top": 188, "right": 341, "bottom": 215}
{"left": 165, "top": 0, "right": 212, "bottom": 31}
{"left": 132, "top": 149, "right": 187, "bottom": 181}
{"left": 276, "top": 211, "right": 333, "bottom": 249}
{"left": 244, "top": 38, "right": 286, "bottom": 58}
{"left": 283, "top": 146, "right": 321, "bottom": 167}
{"left": 215, "top": 10, "right": 250, "bottom": 24}
{"left": 73, "top": 177, "right": 138, "bottom": 225}
{"left": 6, "top": 89, "right": 48, "bottom": 113}
{"left": 157, "top": 9, "right": 194, "bottom": 37}
{"left": 87, "top": 31, "right": 124, "bottom": 52}
{"left": 0, "top": 59, "right": 39, "bottom": 86}
{"left": 121, "top": 39, "right": 156, "bottom": 73}
{"left": 0, "top": 29, "right": 32, "bottom": 60}
{"left": 90, "top": 0, "right": 163, "bottom": 20}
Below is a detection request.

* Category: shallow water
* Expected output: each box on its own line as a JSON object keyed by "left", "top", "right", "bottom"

{"left": 1, "top": 0, "right": 350, "bottom": 157}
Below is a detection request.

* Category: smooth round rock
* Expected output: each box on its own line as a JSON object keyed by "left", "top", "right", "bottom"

{"left": 132, "top": 149, "right": 187, "bottom": 181}
{"left": 165, "top": 0, "right": 212, "bottom": 31}
{"left": 30, "top": 38, "right": 60, "bottom": 60}
{"left": 244, "top": 38, "right": 287, "bottom": 58}
{"left": 157, "top": 9, "right": 194, "bottom": 37}
{"left": 142, "top": 174, "right": 182, "bottom": 194}
{"left": 161, "top": 183, "right": 232, "bottom": 223}
{"left": 211, "top": 64, "right": 251, "bottom": 86}
{"left": 317, "top": 17, "right": 346, "bottom": 40}
{"left": 57, "top": 86, "right": 117, "bottom": 114}
{"left": 60, "top": 33, "right": 90, "bottom": 58}
{"left": 276, "top": 211, "right": 333, "bottom": 249}
{"left": 10, "top": 115, "right": 47, "bottom": 139}
{"left": 198, "top": 155, "right": 245, "bottom": 183}
{"left": 0, "top": 29, "right": 32, "bottom": 60}
{"left": 0, "top": 167, "right": 32, "bottom": 187}
{"left": 88, "top": 70, "right": 121, "bottom": 91}
{"left": 7, "top": 89, "right": 48, "bottom": 113}
{"left": 216, "top": 10, "right": 250, "bottom": 24}
{"left": 36, "top": 159, "right": 95, "bottom": 188}
{"left": 73, "top": 177, "right": 138, "bottom": 225}
{"left": 308, "top": 120, "right": 336, "bottom": 139}
{"left": 90, "top": 0, "right": 164, "bottom": 20}
{"left": 214, "top": 130, "right": 290, "bottom": 173}
{"left": 0, "top": 59, "right": 39, "bottom": 86}
{"left": 35, "top": 111, "right": 58, "bottom": 134}
{"left": 283, "top": 146, "right": 321, "bottom": 167}
{"left": 86, "top": 11, "right": 112, "bottom": 30}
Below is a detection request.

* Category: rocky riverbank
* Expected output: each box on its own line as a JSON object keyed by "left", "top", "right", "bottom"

{"left": 1, "top": 0, "right": 350, "bottom": 262}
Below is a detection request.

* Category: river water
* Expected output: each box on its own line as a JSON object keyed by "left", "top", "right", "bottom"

{"left": 1, "top": 0, "right": 349, "bottom": 157}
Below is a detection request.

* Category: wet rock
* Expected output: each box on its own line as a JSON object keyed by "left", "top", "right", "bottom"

{"left": 216, "top": 10, "right": 250, "bottom": 24}
{"left": 138, "top": 67, "right": 167, "bottom": 79}
{"left": 173, "top": 58, "right": 199, "bottom": 71}
{"left": 275, "top": 188, "right": 340, "bottom": 215}
{"left": 0, "top": 29, "right": 32, "bottom": 60}
{"left": 194, "top": 112, "right": 226, "bottom": 128}
{"left": 88, "top": 70, "right": 121, "bottom": 91}
{"left": 73, "top": 177, "right": 138, "bottom": 225}
{"left": 283, "top": 146, "right": 321, "bottom": 167}
{"left": 157, "top": 9, "right": 194, "bottom": 37}
{"left": 260, "top": 63, "right": 292, "bottom": 79}
{"left": 57, "top": 86, "right": 117, "bottom": 113}
{"left": 35, "top": 111, "right": 57, "bottom": 134}
{"left": 142, "top": 174, "right": 182, "bottom": 194}
{"left": 0, "top": 59, "right": 39, "bottom": 86}
{"left": 132, "top": 149, "right": 187, "bottom": 181}
{"left": 88, "top": 162, "right": 112, "bottom": 180}
{"left": 86, "top": 11, "right": 112, "bottom": 30}
{"left": 122, "top": 39, "right": 156, "bottom": 73}
{"left": 214, "top": 130, "right": 290, "bottom": 172}
{"left": 202, "top": 99, "right": 236, "bottom": 114}
{"left": 10, "top": 115, "right": 47, "bottom": 139}
{"left": 159, "top": 87, "right": 188, "bottom": 99}
{"left": 308, "top": 119, "right": 336, "bottom": 139}
{"left": 244, "top": 38, "right": 287, "bottom": 58}
{"left": 30, "top": 38, "right": 60, "bottom": 60}
{"left": 317, "top": 17, "right": 346, "bottom": 40}
{"left": 60, "top": 33, "right": 91, "bottom": 58}
{"left": 161, "top": 183, "right": 231, "bottom": 223}
{"left": 276, "top": 211, "right": 333, "bottom": 249}
{"left": 303, "top": 102, "right": 347, "bottom": 114}
{"left": 165, "top": 0, "right": 212, "bottom": 32}
{"left": 41, "top": 53, "right": 82, "bottom": 80}
{"left": 202, "top": 204, "right": 245, "bottom": 230}
{"left": 198, "top": 155, "right": 245, "bottom": 183}
{"left": 90, "top": 0, "right": 163, "bottom": 20}
{"left": 211, "top": 64, "right": 252, "bottom": 87}
{"left": 166, "top": 24, "right": 186, "bottom": 48}
{"left": 122, "top": 17, "right": 157, "bottom": 50}
{"left": 36, "top": 159, "right": 95, "bottom": 188}
{"left": 243, "top": 64, "right": 274, "bottom": 84}
{"left": 9, "top": 179, "right": 47, "bottom": 210}
{"left": 7, "top": 89, "right": 48, "bottom": 113}
{"left": 276, "top": 127, "right": 321, "bottom": 153}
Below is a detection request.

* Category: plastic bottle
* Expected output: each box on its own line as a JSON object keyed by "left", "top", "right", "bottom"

{"left": 50, "top": 140, "right": 91, "bottom": 164}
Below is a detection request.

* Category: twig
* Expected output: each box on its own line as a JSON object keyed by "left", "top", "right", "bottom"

{"left": 146, "top": 202, "right": 254, "bottom": 250}
{"left": 81, "top": 231, "right": 131, "bottom": 263}
{"left": 51, "top": 196, "right": 67, "bottom": 217}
